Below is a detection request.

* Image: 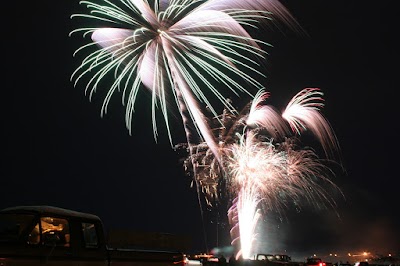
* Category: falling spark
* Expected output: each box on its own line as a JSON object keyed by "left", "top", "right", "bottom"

{"left": 282, "top": 88, "right": 341, "bottom": 159}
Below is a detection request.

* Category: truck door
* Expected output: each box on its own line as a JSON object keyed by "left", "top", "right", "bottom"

{"left": 78, "top": 221, "right": 107, "bottom": 266}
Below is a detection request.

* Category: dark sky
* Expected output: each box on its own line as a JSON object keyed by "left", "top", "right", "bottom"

{"left": 5, "top": 0, "right": 398, "bottom": 259}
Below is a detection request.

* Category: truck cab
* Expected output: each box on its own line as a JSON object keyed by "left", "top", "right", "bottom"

{"left": 0, "top": 205, "right": 109, "bottom": 265}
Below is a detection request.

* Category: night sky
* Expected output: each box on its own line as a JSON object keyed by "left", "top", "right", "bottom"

{"left": 5, "top": 0, "right": 398, "bottom": 258}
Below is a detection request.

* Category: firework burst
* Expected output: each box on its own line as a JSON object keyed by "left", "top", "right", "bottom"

{"left": 69, "top": 0, "right": 338, "bottom": 257}
{"left": 184, "top": 88, "right": 343, "bottom": 258}
{"left": 69, "top": 0, "right": 300, "bottom": 156}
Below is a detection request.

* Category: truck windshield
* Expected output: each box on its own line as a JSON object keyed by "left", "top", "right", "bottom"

{"left": 0, "top": 213, "right": 35, "bottom": 243}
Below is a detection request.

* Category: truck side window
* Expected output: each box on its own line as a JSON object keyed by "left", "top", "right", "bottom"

{"left": 40, "top": 217, "right": 70, "bottom": 247}
{"left": 81, "top": 222, "right": 98, "bottom": 248}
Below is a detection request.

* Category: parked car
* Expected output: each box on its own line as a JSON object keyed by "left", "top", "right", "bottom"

{"left": 307, "top": 257, "right": 326, "bottom": 266}
{"left": 355, "top": 262, "right": 369, "bottom": 266}
{"left": 333, "top": 262, "right": 352, "bottom": 266}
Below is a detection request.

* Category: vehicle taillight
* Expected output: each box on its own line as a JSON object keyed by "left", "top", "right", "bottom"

{"left": 173, "top": 255, "right": 188, "bottom": 265}
{"left": 319, "top": 262, "right": 326, "bottom": 266}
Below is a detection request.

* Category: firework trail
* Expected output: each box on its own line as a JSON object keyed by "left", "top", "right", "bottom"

{"left": 185, "top": 88, "right": 343, "bottom": 259}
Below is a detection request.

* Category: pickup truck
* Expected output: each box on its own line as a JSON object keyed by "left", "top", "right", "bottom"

{"left": 0, "top": 205, "right": 186, "bottom": 266}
